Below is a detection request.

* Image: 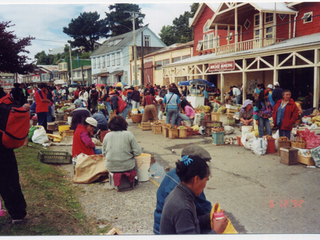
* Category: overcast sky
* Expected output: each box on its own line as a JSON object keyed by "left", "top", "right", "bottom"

{"left": 0, "top": 0, "right": 217, "bottom": 63}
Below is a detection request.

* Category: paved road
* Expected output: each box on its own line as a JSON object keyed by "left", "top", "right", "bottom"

{"left": 54, "top": 115, "right": 320, "bottom": 235}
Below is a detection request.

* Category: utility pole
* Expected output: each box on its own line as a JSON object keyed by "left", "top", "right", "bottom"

{"left": 69, "top": 43, "right": 73, "bottom": 84}
{"left": 141, "top": 31, "right": 144, "bottom": 86}
{"left": 125, "top": 11, "right": 139, "bottom": 85}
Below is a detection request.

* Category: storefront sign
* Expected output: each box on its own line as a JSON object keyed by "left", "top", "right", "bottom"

{"left": 209, "top": 61, "right": 235, "bottom": 71}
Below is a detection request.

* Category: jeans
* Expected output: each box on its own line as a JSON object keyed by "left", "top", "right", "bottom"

{"left": 258, "top": 117, "right": 272, "bottom": 138}
{"left": 236, "top": 95, "right": 241, "bottom": 105}
{"left": 176, "top": 112, "right": 191, "bottom": 126}
{"left": 131, "top": 100, "right": 140, "bottom": 110}
{"left": 94, "top": 148, "right": 102, "bottom": 155}
{"left": 279, "top": 123, "right": 291, "bottom": 139}
{"left": 118, "top": 107, "right": 128, "bottom": 120}
{"left": 37, "top": 112, "right": 48, "bottom": 131}
{"left": 166, "top": 108, "right": 179, "bottom": 125}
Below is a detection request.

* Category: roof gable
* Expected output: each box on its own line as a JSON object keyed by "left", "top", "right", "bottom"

{"left": 189, "top": 3, "right": 219, "bottom": 28}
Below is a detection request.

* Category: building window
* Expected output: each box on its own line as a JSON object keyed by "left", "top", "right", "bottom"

{"left": 102, "top": 57, "right": 105, "bottom": 68}
{"left": 107, "top": 55, "right": 110, "bottom": 67}
{"left": 77, "top": 71, "right": 80, "bottom": 77}
{"left": 64, "top": 63, "right": 67, "bottom": 69}
{"left": 279, "top": 14, "right": 286, "bottom": 20}
{"left": 208, "top": 33, "right": 214, "bottom": 49}
{"left": 172, "top": 57, "right": 181, "bottom": 63}
{"left": 144, "top": 35, "right": 150, "bottom": 47}
{"left": 124, "top": 71, "right": 127, "bottom": 82}
{"left": 155, "top": 60, "right": 162, "bottom": 70}
{"left": 203, "top": 20, "right": 210, "bottom": 33}
{"left": 117, "top": 52, "right": 120, "bottom": 65}
{"left": 203, "top": 34, "right": 208, "bottom": 50}
{"left": 93, "top": 58, "right": 96, "bottom": 69}
{"left": 216, "top": 36, "right": 220, "bottom": 47}
{"left": 163, "top": 59, "right": 170, "bottom": 65}
{"left": 182, "top": 55, "right": 191, "bottom": 60}
{"left": 112, "top": 54, "right": 115, "bottom": 66}
{"left": 254, "top": 13, "right": 260, "bottom": 26}
{"left": 227, "top": 32, "right": 233, "bottom": 42}
{"left": 265, "top": 26, "right": 273, "bottom": 39}
{"left": 84, "top": 72, "right": 87, "bottom": 78}
{"left": 59, "top": 64, "right": 62, "bottom": 70}
{"left": 265, "top": 13, "right": 273, "bottom": 23}
{"left": 133, "top": 64, "right": 140, "bottom": 73}
{"left": 244, "top": 19, "right": 251, "bottom": 29}
{"left": 196, "top": 41, "right": 203, "bottom": 51}
{"left": 97, "top": 57, "right": 100, "bottom": 69}
{"left": 254, "top": 29, "right": 260, "bottom": 39}
{"left": 302, "top": 12, "right": 313, "bottom": 23}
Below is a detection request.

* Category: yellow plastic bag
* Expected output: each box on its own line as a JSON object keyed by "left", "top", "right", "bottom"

{"left": 210, "top": 203, "right": 238, "bottom": 234}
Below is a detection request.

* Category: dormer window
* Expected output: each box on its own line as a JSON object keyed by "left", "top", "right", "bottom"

{"left": 203, "top": 20, "right": 210, "bottom": 33}
{"left": 265, "top": 13, "right": 273, "bottom": 23}
{"left": 244, "top": 19, "right": 251, "bottom": 30}
{"left": 302, "top": 12, "right": 313, "bottom": 23}
{"left": 196, "top": 41, "right": 203, "bottom": 51}
{"left": 254, "top": 14, "right": 260, "bottom": 27}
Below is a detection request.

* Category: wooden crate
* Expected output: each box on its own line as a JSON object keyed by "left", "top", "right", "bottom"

{"left": 227, "top": 108, "right": 238, "bottom": 115}
{"left": 200, "top": 120, "right": 223, "bottom": 128}
{"left": 152, "top": 125, "right": 162, "bottom": 134}
{"left": 211, "top": 112, "right": 220, "bottom": 121}
{"left": 298, "top": 153, "right": 315, "bottom": 166}
{"left": 280, "top": 147, "right": 299, "bottom": 165}
{"left": 168, "top": 129, "right": 178, "bottom": 139}
{"left": 131, "top": 114, "right": 142, "bottom": 123}
{"left": 62, "top": 130, "right": 74, "bottom": 137}
{"left": 47, "top": 122, "right": 56, "bottom": 131}
{"left": 141, "top": 122, "right": 152, "bottom": 131}
{"left": 278, "top": 141, "right": 291, "bottom": 155}
{"left": 162, "top": 126, "right": 168, "bottom": 137}
{"left": 178, "top": 128, "right": 187, "bottom": 138}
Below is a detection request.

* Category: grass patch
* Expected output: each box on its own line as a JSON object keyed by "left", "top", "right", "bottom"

{"left": 0, "top": 143, "right": 111, "bottom": 235}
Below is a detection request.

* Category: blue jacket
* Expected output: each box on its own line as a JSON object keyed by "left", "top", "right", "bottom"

{"left": 153, "top": 169, "right": 212, "bottom": 234}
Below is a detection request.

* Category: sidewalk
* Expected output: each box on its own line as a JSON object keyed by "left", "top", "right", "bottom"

{"left": 51, "top": 115, "right": 320, "bottom": 234}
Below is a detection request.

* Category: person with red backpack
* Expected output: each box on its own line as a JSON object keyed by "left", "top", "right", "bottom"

{"left": 0, "top": 87, "right": 30, "bottom": 224}
{"left": 107, "top": 90, "right": 128, "bottom": 120}
{"left": 35, "top": 83, "right": 51, "bottom": 131}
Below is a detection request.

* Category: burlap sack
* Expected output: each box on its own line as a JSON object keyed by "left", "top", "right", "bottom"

{"left": 72, "top": 154, "right": 109, "bottom": 184}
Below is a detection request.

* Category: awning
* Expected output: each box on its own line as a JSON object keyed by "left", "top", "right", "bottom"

{"left": 54, "top": 79, "right": 65, "bottom": 85}
{"left": 109, "top": 70, "right": 123, "bottom": 76}
{"left": 98, "top": 72, "right": 109, "bottom": 77}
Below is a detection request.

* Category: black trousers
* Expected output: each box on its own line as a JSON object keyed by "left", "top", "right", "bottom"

{"left": 0, "top": 147, "right": 27, "bottom": 219}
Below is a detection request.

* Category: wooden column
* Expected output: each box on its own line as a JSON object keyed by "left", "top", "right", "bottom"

{"left": 273, "top": 54, "right": 279, "bottom": 85}
{"left": 242, "top": 59, "right": 247, "bottom": 102}
{"left": 259, "top": 12, "right": 263, "bottom": 48}
{"left": 314, "top": 49, "right": 319, "bottom": 108}
{"left": 235, "top": 7, "right": 238, "bottom": 52}
{"left": 220, "top": 73, "right": 224, "bottom": 103}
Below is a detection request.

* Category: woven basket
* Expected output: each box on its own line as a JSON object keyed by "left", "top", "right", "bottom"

{"left": 291, "top": 140, "right": 306, "bottom": 149}
{"left": 131, "top": 114, "right": 142, "bottom": 123}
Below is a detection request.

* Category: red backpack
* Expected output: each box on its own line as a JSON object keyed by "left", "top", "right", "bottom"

{"left": 117, "top": 97, "right": 127, "bottom": 113}
{"left": 0, "top": 94, "right": 30, "bottom": 149}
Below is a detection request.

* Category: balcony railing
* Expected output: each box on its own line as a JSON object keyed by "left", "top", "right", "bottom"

{"left": 213, "top": 38, "right": 285, "bottom": 55}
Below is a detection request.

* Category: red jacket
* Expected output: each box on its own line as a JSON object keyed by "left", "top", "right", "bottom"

{"left": 272, "top": 98, "right": 298, "bottom": 131}
{"left": 72, "top": 124, "right": 95, "bottom": 157}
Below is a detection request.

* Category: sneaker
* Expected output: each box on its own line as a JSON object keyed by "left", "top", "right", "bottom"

{"left": 12, "top": 219, "right": 23, "bottom": 224}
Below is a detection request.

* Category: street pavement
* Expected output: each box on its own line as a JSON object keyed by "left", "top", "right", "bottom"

{"left": 53, "top": 114, "right": 320, "bottom": 235}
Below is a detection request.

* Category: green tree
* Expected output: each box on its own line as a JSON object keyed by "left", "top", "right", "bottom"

{"left": 0, "top": 21, "right": 34, "bottom": 73}
{"left": 106, "top": 3, "right": 145, "bottom": 36}
{"left": 35, "top": 51, "right": 51, "bottom": 65}
{"left": 159, "top": 3, "right": 199, "bottom": 45}
{"left": 158, "top": 25, "right": 176, "bottom": 46}
{"left": 63, "top": 12, "right": 109, "bottom": 52}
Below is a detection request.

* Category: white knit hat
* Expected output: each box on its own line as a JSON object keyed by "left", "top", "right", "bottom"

{"left": 85, "top": 117, "right": 97, "bottom": 127}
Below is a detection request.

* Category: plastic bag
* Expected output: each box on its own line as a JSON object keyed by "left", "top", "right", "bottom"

{"left": 31, "top": 126, "right": 49, "bottom": 144}
{"left": 252, "top": 138, "right": 268, "bottom": 155}
{"left": 309, "top": 146, "right": 320, "bottom": 167}
{"left": 158, "top": 111, "right": 163, "bottom": 120}
{"left": 272, "top": 130, "right": 279, "bottom": 149}
{"left": 224, "top": 126, "right": 235, "bottom": 135}
{"left": 210, "top": 203, "right": 238, "bottom": 234}
{"left": 28, "top": 126, "right": 38, "bottom": 141}
{"left": 303, "top": 128, "right": 320, "bottom": 149}
{"left": 241, "top": 133, "right": 255, "bottom": 150}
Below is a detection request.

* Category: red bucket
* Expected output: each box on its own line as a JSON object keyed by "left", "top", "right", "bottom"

{"left": 266, "top": 138, "right": 276, "bottom": 153}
